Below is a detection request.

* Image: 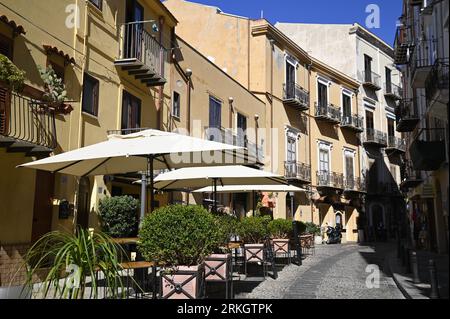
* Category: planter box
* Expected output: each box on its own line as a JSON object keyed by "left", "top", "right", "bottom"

{"left": 314, "top": 236, "right": 323, "bottom": 245}
{"left": 160, "top": 264, "right": 205, "bottom": 299}
{"left": 244, "top": 243, "right": 265, "bottom": 263}
{"left": 272, "top": 238, "right": 289, "bottom": 255}
{"left": 204, "top": 254, "right": 232, "bottom": 282}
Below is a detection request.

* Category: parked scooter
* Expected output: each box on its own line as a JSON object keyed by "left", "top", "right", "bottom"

{"left": 326, "top": 225, "right": 342, "bottom": 244}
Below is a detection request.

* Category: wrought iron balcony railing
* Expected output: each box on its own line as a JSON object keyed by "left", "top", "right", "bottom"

{"left": 410, "top": 39, "right": 437, "bottom": 87}
{"left": 395, "top": 98, "right": 420, "bottom": 132}
{"left": 343, "top": 176, "right": 366, "bottom": 193}
{"left": 282, "top": 82, "right": 309, "bottom": 110}
{"left": 0, "top": 90, "right": 57, "bottom": 151}
{"left": 284, "top": 161, "right": 311, "bottom": 183}
{"left": 425, "top": 58, "right": 449, "bottom": 103}
{"left": 316, "top": 171, "right": 344, "bottom": 189}
{"left": 386, "top": 135, "right": 406, "bottom": 153}
{"left": 314, "top": 102, "right": 341, "bottom": 123}
{"left": 400, "top": 163, "right": 423, "bottom": 190}
{"left": 359, "top": 70, "right": 381, "bottom": 90}
{"left": 116, "top": 22, "right": 168, "bottom": 86}
{"left": 363, "top": 128, "right": 387, "bottom": 147}
{"left": 410, "top": 128, "right": 447, "bottom": 171}
{"left": 394, "top": 26, "right": 412, "bottom": 65}
{"left": 341, "top": 113, "right": 364, "bottom": 132}
{"left": 384, "top": 82, "right": 403, "bottom": 99}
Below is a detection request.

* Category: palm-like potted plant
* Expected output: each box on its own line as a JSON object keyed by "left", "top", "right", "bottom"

{"left": 138, "top": 205, "right": 222, "bottom": 299}
{"left": 268, "top": 219, "right": 294, "bottom": 257}
{"left": 21, "top": 228, "right": 129, "bottom": 299}
{"left": 305, "top": 222, "right": 322, "bottom": 245}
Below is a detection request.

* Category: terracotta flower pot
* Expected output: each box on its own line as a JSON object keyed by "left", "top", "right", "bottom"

{"left": 244, "top": 243, "right": 265, "bottom": 263}
{"left": 272, "top": 238, "right": 289, "bottom": 255}
{"left": 160, "top": 264, "right": 205, "bottom": 299}
{"left": 205, "top": 254, "right": 232, "bottom": 282}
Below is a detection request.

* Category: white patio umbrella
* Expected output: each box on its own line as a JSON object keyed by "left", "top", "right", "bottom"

{"left": 153, "top": 165, "right": 287, "bottom": 213}
{"left": 192, "top": 184, "right": 305, "bottom": 215}
{"left": 19, "top": 129, "right": 249, "bottom": 219}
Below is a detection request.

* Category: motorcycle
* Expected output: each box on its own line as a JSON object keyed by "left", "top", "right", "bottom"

{"left": 326, "top": 225, "right": 342, "bottom": 244}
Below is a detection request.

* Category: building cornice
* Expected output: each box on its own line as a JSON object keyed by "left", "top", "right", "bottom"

{"left": 349, "top": 23, "right": 394, "bottom": 58}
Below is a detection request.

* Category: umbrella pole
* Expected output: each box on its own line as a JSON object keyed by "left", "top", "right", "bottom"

{"left": 213, "top": 178, "right": 217, "bottom": 214}
{"left": 149, "top": 155, "right": 155, "bottom": 213}
{"left": 140, "top": 172, "right": 147, "bottom": 226}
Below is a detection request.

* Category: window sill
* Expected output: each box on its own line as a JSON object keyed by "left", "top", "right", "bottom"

{"left": 171, "top": 114, "right": 181, "bottom": 121}
{"left": 82, "top": 111, "right": 99, "bottom": 121}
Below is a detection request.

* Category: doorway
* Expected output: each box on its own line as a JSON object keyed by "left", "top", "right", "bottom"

{"left": 31, "top": 171, "right": 55, "bottom": 242}
{"left": 76, "top": 177, "right": 91, "bottom": 229}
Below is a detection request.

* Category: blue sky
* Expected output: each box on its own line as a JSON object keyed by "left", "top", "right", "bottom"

{"left": 182, "top": 0, "right": 403, "bottom": 45}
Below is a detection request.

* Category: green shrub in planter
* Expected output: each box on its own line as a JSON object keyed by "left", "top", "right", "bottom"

{"left": 237, "top": 216, "right": 270, "bottom": 244}
{"left": 305, "top": 222, "right": 321, "bottom": 236}
{"left": 0, "top": 54, "right": 25, "bottom": 92}
{"left": 268, "top": 219, "right": 294, "bottom": 239}
{"left": 215, "top": 214, "right": 238, "bottom": 247}
{"left": 98, "top": 196, "right": 139, "bottom": 238}
{"left": 138, "top": 205, "right": 222, "bottom": 267}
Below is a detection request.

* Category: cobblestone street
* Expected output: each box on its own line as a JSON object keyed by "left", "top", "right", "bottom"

{"left": 240, "top": 243, "right": 404, "bottom": 299}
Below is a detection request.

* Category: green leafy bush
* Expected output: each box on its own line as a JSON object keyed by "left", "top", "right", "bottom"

{"left": 38, "top": 65, "right": 67, "bottom": 104}
{"left": 138, "top": 205, "right": 222, "bottom": 267}
{"left": 305, "top": 222, "right": 321, "bottom": 236}
{"left": 237, "top": 216, "right": 270, "bottom": 244}
{"left": 98, "top": 196, "right": 139, "bottom": 238}
{"left": 268, "top": 219, "right": 293, "bottom": 239}
{"left": 215, "top": 214, "right": 239, "bottom": 247}
{"left": 0, "top": 54, "right": 25, "bottom": 92}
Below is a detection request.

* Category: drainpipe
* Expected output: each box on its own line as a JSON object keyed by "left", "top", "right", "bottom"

{"left": 77, "top": 0, "right": 89, "bottom": 149}
{"left": 185, "top": 69, "right": 192, "bottom": 134}
{"left": 157, "top": 16, "right": 165, "bottom": 130}
{"left": 269, "top": 39, "right": 275, "bottom": 173}
{"left": 307, "top": 63, "right": 314, "bottom": 224}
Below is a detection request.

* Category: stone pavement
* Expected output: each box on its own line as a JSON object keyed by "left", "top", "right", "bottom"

{"left": 239, "top": 242, "right": 404, "bottom": 299}
{"left": 388, "top": 248, "right": 449, "bottom": 299}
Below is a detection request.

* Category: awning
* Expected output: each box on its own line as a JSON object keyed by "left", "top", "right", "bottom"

{"left": 0, "top": 15, "right": 25, "bottom": 35}
{"left": 43, "top": 45, "right": 76, "bottom": 65}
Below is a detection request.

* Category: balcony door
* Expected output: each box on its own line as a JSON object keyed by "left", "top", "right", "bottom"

{"left": 208, "top": 96, "right": 222, "bottom": 141}
{"left": 385, "top": 67, "right": 392, "bottom": 93}
{"left": 342, "top": 92, "right": 352, "bottom": 120}
{"left": 285, "top": 60, "right": 296, "bottom": 98}
{"left": 286, "top": 136, "right": 296, "bottom": 163}
{"left": 318, "top": 81, "right": 328, "bottom": 108}
{"left": 121, "top": 91, "right": 141, "bottom": 132}
{"left": 124, "top": 0, "right": 144, "bottom": 60}
{"left": 344, "top": 150, "right": 354, "bottom": 188}
{"left": 236, "top": 112, "right": 247, "bottom": 147}
{"left": 318, "top": 146, "right": 330, "bottom": 185}
{"left": 365, "top": 110, "right": 374, "bottom": 132}
{"left": 364, "top": 55, "right": 372, "bottom": 82}
{"left": 387, "top": 118, "right": 395, "bottom": 138}
{"left": 0, "top": 84, "right": 10, "bottom": 135}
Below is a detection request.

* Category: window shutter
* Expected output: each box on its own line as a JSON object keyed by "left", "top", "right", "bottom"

{"left": 0, "top": 85, "right": 11, "bottom": 135}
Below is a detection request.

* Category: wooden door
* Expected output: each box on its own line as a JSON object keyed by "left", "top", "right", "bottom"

{"left": 76, "top": 177, "right": 90, "bottom": 229}
{"left": 0, "top": 85, "right": 10, "bottom": 135}
{"left": 31, "top": 171, "right": 55, "bottom": 242}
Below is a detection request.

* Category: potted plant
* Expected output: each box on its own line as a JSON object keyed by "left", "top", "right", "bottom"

{"left": 38, "top": 65, "right": 72, "bottom": 114}
{"left": 138, "top": 205, "right": 222, "bottom": 299}
{"left": 305, "top": 222, "right": 323, "bottom": 245}
{"left": 237, "top": 216, "right": 270, "bottom": 271}
{"left": 98, "top": 195, "right": 139, "bottom": 238}
{"left": 0, "top": 54, "right": 25, "bottom": 92}
{"left": 268, "top": 219, "right": 294, "bottom": 257}
{"left": 21, "top": 228, "right": 128, "bottom": 299}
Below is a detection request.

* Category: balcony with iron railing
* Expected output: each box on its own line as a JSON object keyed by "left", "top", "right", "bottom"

{"left": 400, "top": 163, "right": 423, "bottom": 190}
{"left": 343, "top": 176, "right": 366, "bottom": 193}
{"left": 360, "top": 70, "right": 381, "bottom": 91}
{"left": 410, "top": 39, "right": 437, "bottom": 88}
{"left": 316, "top": 171, "right": 344, "bottom": 190}
{"left": 282, "top": 82, "right": 309, "bottom": 111}
{"left": 395, "top": 98, "right": 420, "bottom": 132}
{"left": 394, "top": 26, "right": 413, "bottom": 65}
{"left": 410, "top": 128, "right": 447, "bottom": 171}
{"left": 384, "top": 82, "right": 403, "bottom": 100}
{"left": 115, "top": 22, "right": 168, "bottom": 87}
{"left": 363, "top": 128, "right": 387, "bottom": 147}
{"left": 341, "top": 113, "right": 364, "bottom": 132}
{"left": 204, "top": 126, "right": 264, "bottom": 163}
{"left": 386, "top": 135, "right": 406, "bottom": 154}
{"left": 284, "top": 161, "right": 311, "bottom": 183}
{"left": 0, "top": 90, "right": 57, "bottom": 156}
{"left": 314, "top": 102, "right": 341, "bottom": 124}
{"left": 425, "top": 58, "right": 449, "bottom": 109}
